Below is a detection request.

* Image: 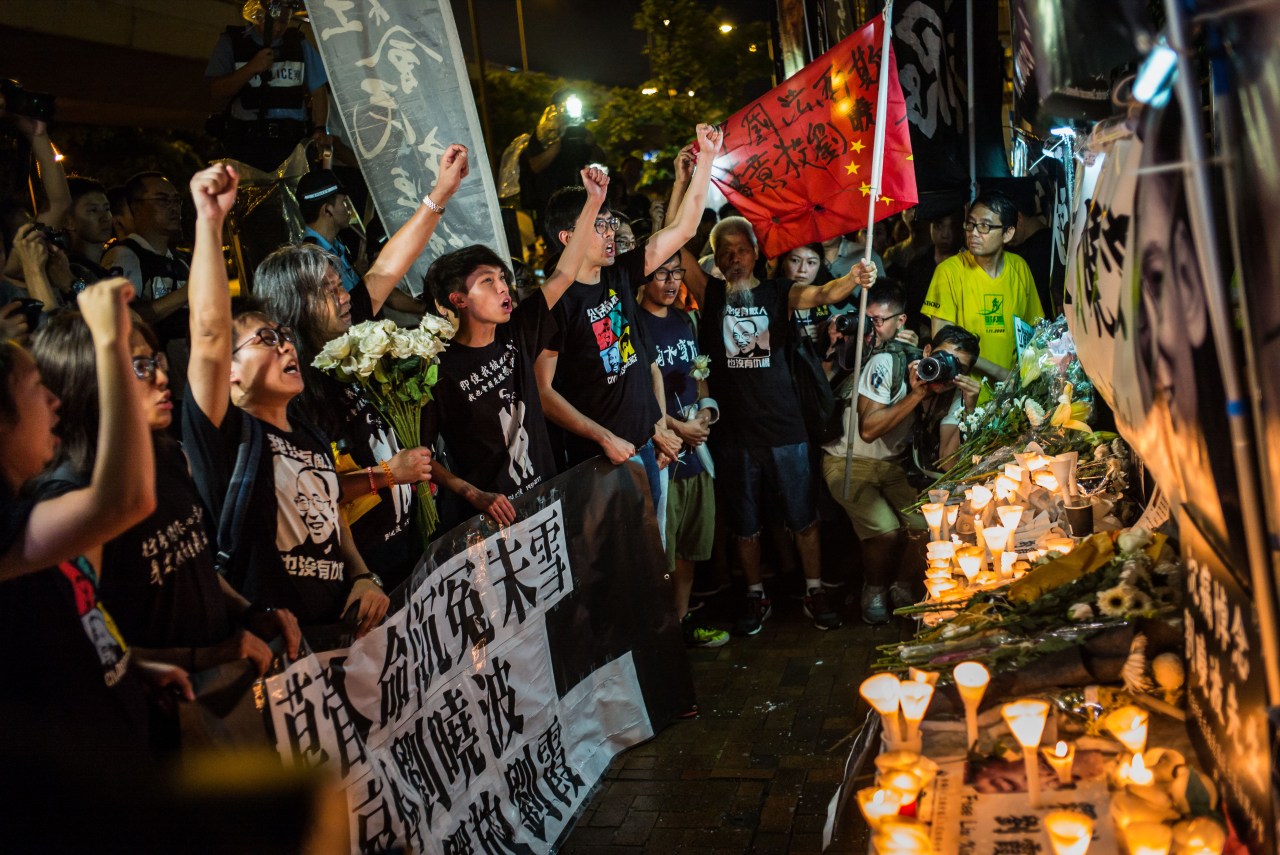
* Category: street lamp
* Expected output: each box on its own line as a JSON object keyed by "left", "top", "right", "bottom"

{"left": 719, "top": 22, "right": 734, "bottom": 34}
{"left": 641, "top": 87, "right": 658, "bottom": 95}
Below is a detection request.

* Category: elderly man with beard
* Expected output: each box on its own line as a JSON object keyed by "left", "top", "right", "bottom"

{"left": 681, "top": 218, "right": 876, "bottom": 635}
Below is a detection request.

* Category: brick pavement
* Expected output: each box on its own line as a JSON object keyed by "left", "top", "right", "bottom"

{"left": 561, "top": 589, "right": 908, "bottom": 854}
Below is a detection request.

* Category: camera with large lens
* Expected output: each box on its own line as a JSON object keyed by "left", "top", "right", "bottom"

{"left": 1, "top": 79, "right": 56, "bottom": 123}
{"left": 916, "top": 350, "right": 960, "bottom": 384}
{"left": 833, "top": 312, "right": 859, "bottom": 335}
{"left": 31, "top": 223, "right": 71, "bottom": 253}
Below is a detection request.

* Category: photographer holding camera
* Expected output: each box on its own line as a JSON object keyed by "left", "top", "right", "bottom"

{"left": 821, "top": 283, "right": 978, "bottom": 624}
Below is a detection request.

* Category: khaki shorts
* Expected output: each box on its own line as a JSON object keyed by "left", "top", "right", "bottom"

{"left": 665, "top": 470, "right": 715, "bottom": 568}
{"left": 822, "top": 454, "right": 926, "bottom": 540}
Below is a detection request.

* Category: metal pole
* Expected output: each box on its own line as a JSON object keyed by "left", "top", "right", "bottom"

{"left": 1163, "top": 0, "right": 1280, "bottom": 704}
{"left": 843, "top": 0, "right": 895, "bottom": 500}
{"left": 515, "top": 0, "right": 529, "bottom": 72}
{"left": 466, "top": 0, "right": 496, "bottom": 169}
{"left": 965, "top": 0, "right": 976, "bottom": 202}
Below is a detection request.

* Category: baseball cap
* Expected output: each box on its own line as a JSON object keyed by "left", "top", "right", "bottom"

{"left": 297, "top": 170, "right": 344, "bottom": 204}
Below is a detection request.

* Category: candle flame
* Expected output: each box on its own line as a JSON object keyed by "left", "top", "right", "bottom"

{"left": 1055, "top": 741, "right": 1068, "bottom": 758}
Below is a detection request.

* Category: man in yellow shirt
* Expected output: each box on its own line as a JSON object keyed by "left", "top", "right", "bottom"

{"left": 922, "top": 191, "right": 1044, "bottom": 381}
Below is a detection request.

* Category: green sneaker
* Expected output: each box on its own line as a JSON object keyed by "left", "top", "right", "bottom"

{"left": 682, "top": 614, "right": 730, "bottom": 648}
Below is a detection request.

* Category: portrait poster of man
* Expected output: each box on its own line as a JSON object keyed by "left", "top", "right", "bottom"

{"left": 1133, "top": 98, "right": 1246, "bottom": 570}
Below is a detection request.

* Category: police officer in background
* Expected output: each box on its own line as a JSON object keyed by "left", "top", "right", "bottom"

{"left": 206, "top": 0, "right": 332, "bottom": 171}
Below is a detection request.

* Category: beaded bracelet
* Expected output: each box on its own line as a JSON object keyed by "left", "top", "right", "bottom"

{"left": 379, "top": 459, "right": 396, "bottom": 487}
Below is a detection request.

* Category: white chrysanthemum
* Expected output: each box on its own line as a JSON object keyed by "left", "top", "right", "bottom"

{"left": 1024, "top": 399, "right": 1046, "bottom": 427}
{"left": 1068, "top": 602, "right": 1094, "bottom": 622}
{"left": 1118, "top": 526, "right": 1154, "bottom": 555}
{"left": 1152, "top": 653, "right": 1185, "bottom": 693}
{"left": 1097, "top": 584, "right": 1131, "bottom": 618}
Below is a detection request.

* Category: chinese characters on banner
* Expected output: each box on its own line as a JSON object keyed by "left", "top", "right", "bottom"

{"left": 710, "top": 15, "right": 917, "bottom": 259}
{"left": 265, "top": 460, "right": 694, "bottom": 853}
{"left": 1182, "top": 513, "right": 1274, "bottom": 853}
{"left": 302, "top": 0, "right": 509, "bottom": 294}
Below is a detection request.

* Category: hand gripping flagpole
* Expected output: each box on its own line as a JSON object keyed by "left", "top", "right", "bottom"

{"left": 843, "top": 0, "right": 895, "bottom": 501}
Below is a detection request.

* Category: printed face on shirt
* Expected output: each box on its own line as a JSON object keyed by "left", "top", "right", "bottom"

{"left": 293, "top": 467, "right": 338, "bottom": 544}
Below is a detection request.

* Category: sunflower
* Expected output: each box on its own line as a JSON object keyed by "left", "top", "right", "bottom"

{"left": 1124, "top": 590, "right": 1154, "bottom": 615}
{"left": 1097, "top": 585, "right": 1131, "bottom": 618}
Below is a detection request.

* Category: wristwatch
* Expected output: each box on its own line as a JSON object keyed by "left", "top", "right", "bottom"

{"left": 352, "top": 571, "right": 384, "bottom": 589}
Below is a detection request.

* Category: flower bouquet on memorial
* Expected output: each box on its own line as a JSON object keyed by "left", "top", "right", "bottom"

{"left": 313, "top": 316, "right": 455, "bottom": 542}
{"left": 906, "top": 317, "right": 1118, "bottom": 511}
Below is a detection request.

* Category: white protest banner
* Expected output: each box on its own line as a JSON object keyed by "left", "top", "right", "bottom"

{"left": 304, "top": 0, "right": 509, "bottom": 295}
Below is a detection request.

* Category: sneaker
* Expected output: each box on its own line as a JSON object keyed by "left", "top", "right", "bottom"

{"left": 682, "top": 614, "right": 730, "bottom": 648}
{"left": 861, "top": 586, "right": 891, "bottom": 625}
{"left": 803, "top": 587, "right": 842, "bottom": 630}
{"left": 734, "top": 592, "right": 773, "bottom": 636}
{"left": 889, "top": 582, "right": 916, "bottom": 610}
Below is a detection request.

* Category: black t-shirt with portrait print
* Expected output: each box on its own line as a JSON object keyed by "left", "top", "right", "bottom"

{"left": 427, "top": 290, "right": 559, "bottom": 499}
{"left": 548, "top": 246, "right": 660, "bottom": 464}
{"left": 0, "top": 497, "right": 151, "bottom": 761}
{"left": 36, "top": 439, "right": 234, "bottom": 650}
{"left": 324, "top": 377, "right": 419, "bottom": 591}
{"left": 699, "top": 276, "right": 808, "bottom": 448}
{"left": 183, "top": 391, "right": 348, "bottom": 625}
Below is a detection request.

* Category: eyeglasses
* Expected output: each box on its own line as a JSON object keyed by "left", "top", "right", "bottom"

{"left": 138, "top": 195, "right": 183, "bottom": 209}
{"left": 961, "top": 220, "right": 1005, "bottom": 235}
{"left": 651, "top": 268, "right": 686, "bottom": 282}
{"left": 232, "top": 324, "right": 297, "bottom": 354}
{"left": 593, "top": 217, "right": 621, "bottom": 235}
{"left": 866, "top": 313, "right": 903, "bottom": 327}
{"left": 615, "top": 236, "right": 636, "bottom": 252}
{"left": 131, "top": 351, "right": 169, "bottom": 381}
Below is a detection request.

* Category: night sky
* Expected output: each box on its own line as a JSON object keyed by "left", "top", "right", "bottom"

{"left": 448, "top": 0, "right": 778, "bottom": 87}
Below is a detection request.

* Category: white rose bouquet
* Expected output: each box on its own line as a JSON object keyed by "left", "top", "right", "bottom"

{"left": 313, "top": 316, "right": 455, "bottom": 540}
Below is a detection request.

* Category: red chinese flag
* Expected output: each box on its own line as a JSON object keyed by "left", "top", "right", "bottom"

{"left": 710, "top": 16, "right": 917, "bottom": 258}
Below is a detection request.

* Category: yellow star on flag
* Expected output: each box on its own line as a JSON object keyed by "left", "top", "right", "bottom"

{"left": 906, "top": 154, "right": 914, "bottom": 161}
{"left": 849, "top": 139, "right": 866, "bottom": 153}
{"left": 859, "top": 182, "right": 872, "bottom": 196}
{"left": 880, "top": 195, "right": 894, "bottom": 205}
{"left": 845, "top": 160, "right": 860, "bottom": 176}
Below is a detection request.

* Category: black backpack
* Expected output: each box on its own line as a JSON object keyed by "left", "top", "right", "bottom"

{"left": 787, "top": 318, "right": 843, "bottom": 446}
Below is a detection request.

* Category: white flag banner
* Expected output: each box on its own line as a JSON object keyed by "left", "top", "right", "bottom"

{"left": 304, "top": 0, "right": 509, "bottom": 295}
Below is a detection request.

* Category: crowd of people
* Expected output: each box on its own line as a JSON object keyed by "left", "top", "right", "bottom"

{"left": 0, "top": 4, "right": 1063, "bottom": 840}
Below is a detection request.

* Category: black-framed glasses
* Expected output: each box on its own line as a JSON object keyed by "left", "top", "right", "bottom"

{"left": 961, "top": 220, "right": 1004, "bottom": 235}
{"left": 593, "top": 216, "right": 621, "bottom": 235}
{"left": 131, "top": 351, "right": 169, "bottom": 381}
{"left": 866, "top": 313, "right": 903, "bottom": 327}
{"left": 232, "top": 324, "right": 297, "bottom": 354}
{"left": 651, "top": 268, "right": 686, "bottom": 282}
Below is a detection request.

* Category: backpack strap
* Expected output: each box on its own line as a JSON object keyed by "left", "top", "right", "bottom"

{"left": 214, "top": 410, "right": 264, "bottom": 575}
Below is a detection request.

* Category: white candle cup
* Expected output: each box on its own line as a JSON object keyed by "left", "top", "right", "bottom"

{"left": 860, "top": 673, "right": 904, "bottom": 742}
{"left": 995, "top": 474, "right": 1019, "bottom": 501}
{"left": 908, "top": 667, "right": 939, "bottom": 686}
{"left": 855, "top": 787, "right": 903, "bottom": 831}
{"left": 953, "top": 661, "right": 990, "bottom": 750}
{"left": 1000, "top": 551, "right": 1018, "bottom": 580}
{"left": 984, "top": 525, "right": 1009, "bottom": 569}
{"left": 1042, "top": 740, "right": 1076, "bottom": 785}
{"left": 957, "top": 548, "right": 983, "bottom": 585}
{"left": 1105, "top": 705, "right": 1149, "bottom": 755}
{"left": 897, "top": 680, "right": 935, "bottom": 742}
{"left": 1004, "top": 462, "right": 1024, "bottom": 481}
{"left": 1045, "top": 536, "right": 1075, "bottom": 556}
{"left": 1044, "top": 809, "right": 1094, "bottom": 855}
{"left": 974, "top": 516, "right": 988, "bottom": 553}
{"left": 1002, "top": 699, "right": 1050, "bottom": 807}
{"left": 926, "top": 540, "right": 956, "bottom": 562}
{"left": 1053, "top": 451, "right": 1079, "bottom": 498}
{"left": 1124, "top": 821, "right": 1172, "bottom": 855}
{"left": 1033, "top": 471, "right": 1061, "bottom": 493}
{"left": 921, "top": 503, "right": 945, "bottom": 542}
{"left": 996, "top": 504, "right": 1024, "bottom": 547}
{"left": 1172, "top": 818, "right": 1226, "bottom": 855}
{"left": 970, "top": 483, "right": 994, "bottom": 513}
{"left": 945, "top": 505, "right": 959, "bottom": 538}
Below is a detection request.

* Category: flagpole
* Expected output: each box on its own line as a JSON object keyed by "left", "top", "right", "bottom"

{"left": 843, "top": 0, "right": 895, "bottom": 501}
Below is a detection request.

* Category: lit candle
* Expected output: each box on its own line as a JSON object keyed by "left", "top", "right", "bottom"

{"left": 970, "top": 483, "right": 994, "bottom": 514}
{"left": 953, "top": 661, "right": 990, "bottom": 750}
{"left": 924, "top": 577, "right": 958, "bottom": 601}
{"left": 1124, "top": 821, "right": 1172, "bottom": 855}
{"left": 1042, "top": 740, "right": 1076, "bottom": 785}
{"left": 1043, "top": 809, "right": 1093, "bottom": 855}
{"left": 1117, "top": 751, "right": 1154, "bottom": 787}
{"left": 855, "top": 787, "right": 904, "bottom": 831}
{"left": 908, "top": 668, "right": 939, "bottom": 686}
{"left": 1001, "top": 699, "right": 1050, "bottom": 807}
{"left": 926, "top": 540, "right": 956, "bottom": 562}
{"left": 860, "top": 673, "right": 904, "bottom": 742}
{"left": 921, "top": 503, "right": 945, "bottom": 542}
{"left": 984, "top": 525, "right": 1008, "bottom": 570}
{"left": 874, "top": 750, "right": 920, "bottom": 777}
{"left": 974, "top": 515, "right": 987, "bottom": 553}
{"left": 880, "top": 768, "right": 923, "bottom": 814}
{"left": 1033, "top": 471, "right": 1061, "bottom": 493}
{"left": 995, "top": 474, "right": 1019, "bottom": 501}
{"left": 1045, "top": 537, "right": 1075, "bottom": 556}
{"left": 1000, "top": 551, "right": 1018, "bottom": 579}
{"left": 1105, "top": 705, "right": 1149, "bottom": 755}
{"left": 1172, "top": 818, "right": 1226, "bottom": 855}
{"left": 873, "top": 819, "right": 934, "bottom": 854}
{"left": 1052, "top": 451, "right": 1079, "bottom": 498}
{"left": 925, "top": 564, "right": 953, "bottom": 581}
{"left": 957, "top": 548, "right": 983, "bottom": 585}
{"left": 945, "top": 505, "right": 959, "bottom": 540}
{"left": 996, "top": 505, "right": 1024, "bottom": 547}
{"left": 897, "top": 679, "right": 935, "bottom": 742}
